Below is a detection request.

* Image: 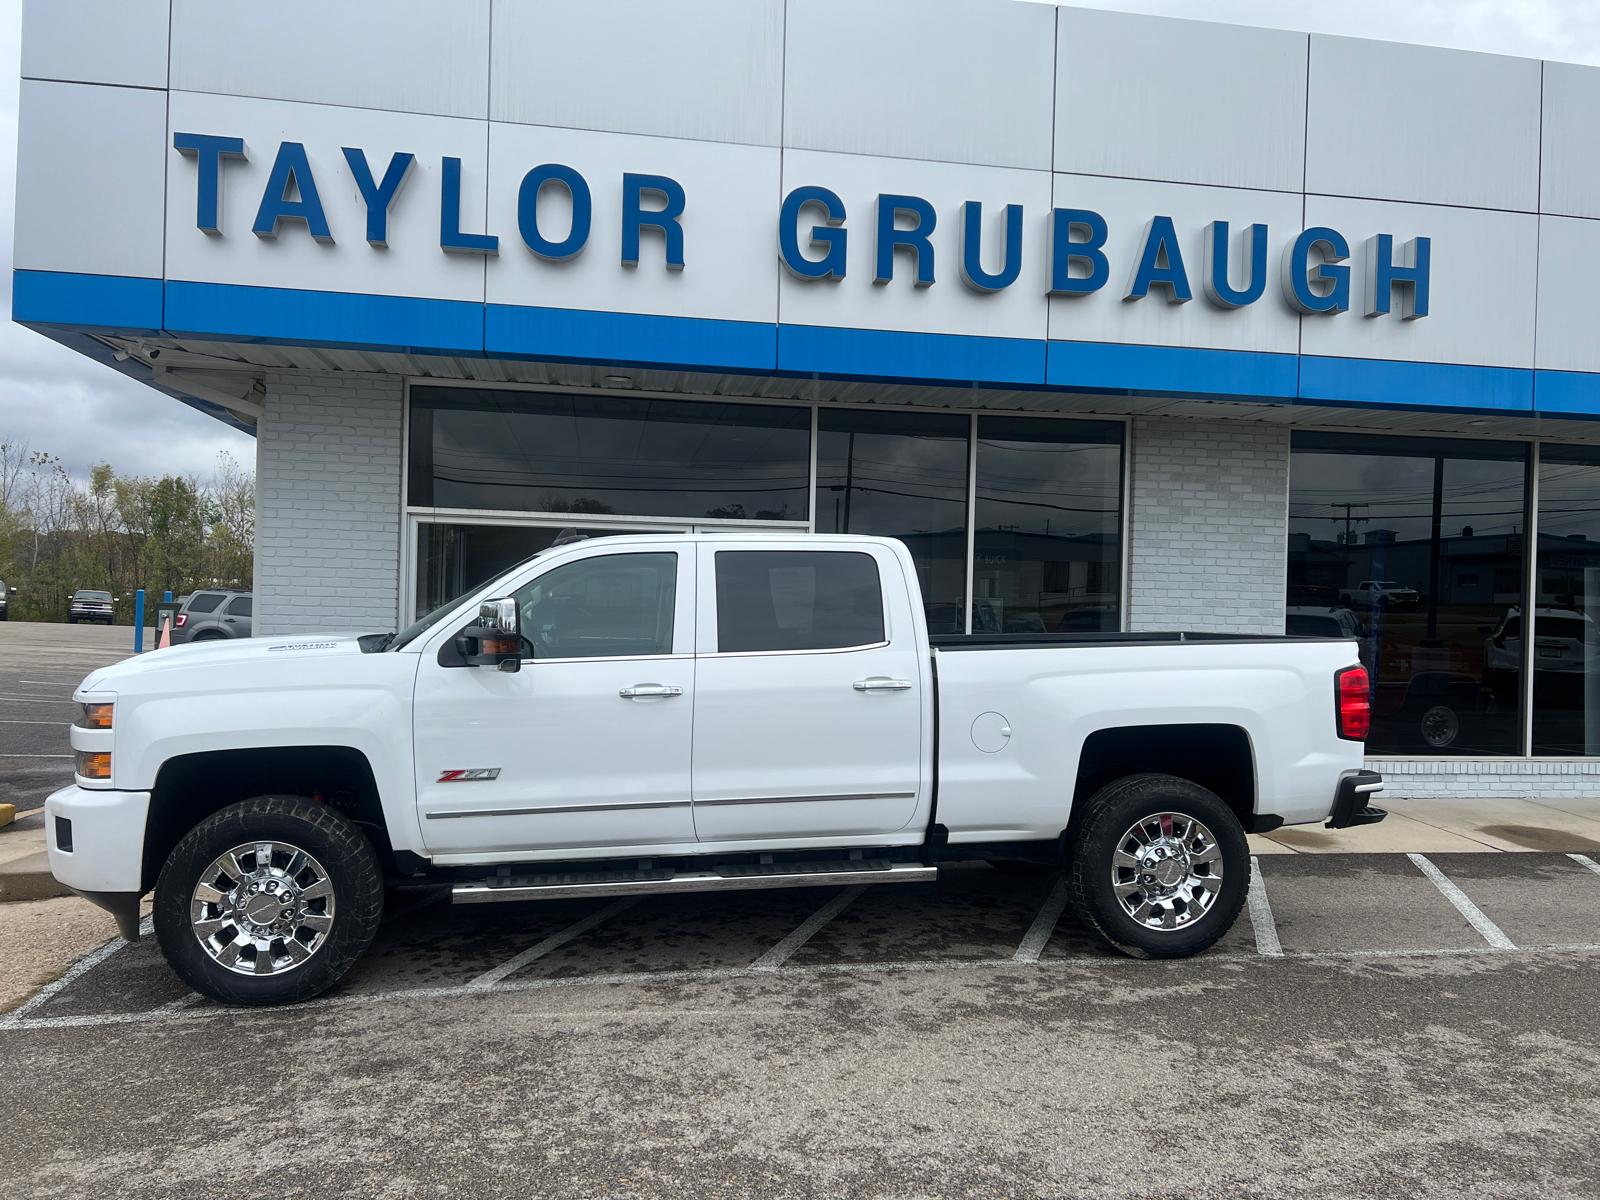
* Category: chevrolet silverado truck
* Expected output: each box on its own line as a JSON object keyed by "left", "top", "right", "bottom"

{"left": 49, "top": 533, "right": 1385, "bottom": 1006}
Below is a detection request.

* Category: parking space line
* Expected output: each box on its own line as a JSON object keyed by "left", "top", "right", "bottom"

{"left": 1247, "top": 856, "right": 1283, "bottom": 957}
{"left": 1013, "top": 879, "right": 1070, "bottom": 963}
{"left": 0, "top": 915, "right": 151, "bottom": 1029}
{"left": 1408, "top": 853, "right": 1516, "bottom": 950}
{"left": 1570, "top": 853, "right": 1600, "bottom": 878}
{"left": 464, "top": 897, "right": 640, "bottom": 991}
{"left": 748, "top": 885, "right": 868, "bottom": 973}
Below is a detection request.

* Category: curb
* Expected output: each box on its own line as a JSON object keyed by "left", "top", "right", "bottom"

{"left": 0, "top": 852, "right": 72, "bottom": 902}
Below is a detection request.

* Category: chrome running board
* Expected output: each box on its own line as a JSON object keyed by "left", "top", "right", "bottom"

{"left": 452, "top": 859, "right": 936, "bottom": 904}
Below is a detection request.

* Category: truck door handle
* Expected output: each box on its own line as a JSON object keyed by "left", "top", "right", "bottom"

{"left": 853, "top": 678, "right": 913, "bottom": 692}
{"left": 619, "top": 684, "right": 684, "bottom": 699}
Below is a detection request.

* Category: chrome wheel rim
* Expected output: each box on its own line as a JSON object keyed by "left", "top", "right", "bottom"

{"left": 190, "top": 840, "right": 336, "bottom": 976}
{"left": 1110, "top": 811, "right": 1224, "bottom": 932}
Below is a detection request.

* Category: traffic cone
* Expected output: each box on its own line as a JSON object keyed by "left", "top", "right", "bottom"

{"left": 157, "top": 613, "right": 171, "bottom": 649}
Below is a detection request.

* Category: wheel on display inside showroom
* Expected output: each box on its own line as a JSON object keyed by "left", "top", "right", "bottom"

{"left": 1066, "top": 773, "right": 1248, "bottom": 960}
{"left": 1420, "top": 704, "right": 1459, "bottom": 748}
{"left": 153, "top": 795, "right": 384, "bottom": 1006}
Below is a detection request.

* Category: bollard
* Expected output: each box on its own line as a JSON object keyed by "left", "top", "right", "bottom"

{"left": 134, "top": 590, "right": 145, "bottom": 654}
{"left": 163, "top": 590, "right": 172, "bottom": 603}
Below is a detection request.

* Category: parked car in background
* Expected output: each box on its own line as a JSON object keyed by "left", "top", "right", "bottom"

{"left": 1483, "top": 606, "right": 1598, "bottom": 701}
{"left": 1285, "top": 606, "right": 1365, "bottom": 640}
{"left": 0, "top": 579, "right": 8, "bottom": 621}
{"left": 1339, "top": 580, "right": 1420, "bottom": 611}
{"left": 68, "top": 590, "right": 114, "bottom": 624}
{"left": 172, "top": 590, "right": 253, "bottom": 643}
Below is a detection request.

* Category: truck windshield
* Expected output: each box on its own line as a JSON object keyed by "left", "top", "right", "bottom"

{"left": 78, "top": 591, "right": 112, "bottom": 601}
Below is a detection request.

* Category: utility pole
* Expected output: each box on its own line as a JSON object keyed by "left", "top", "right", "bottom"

{"left": 1333, "top": 502, "right": 1369, "bottom": 545}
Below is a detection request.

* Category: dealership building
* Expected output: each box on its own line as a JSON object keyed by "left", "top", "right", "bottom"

{"left": 16, "top": 0, "right": 1600, "bottom": 797}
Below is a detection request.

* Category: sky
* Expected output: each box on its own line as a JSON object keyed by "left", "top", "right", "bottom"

{"left": 3, "top": 0, "right": 1600, "bottom": 482}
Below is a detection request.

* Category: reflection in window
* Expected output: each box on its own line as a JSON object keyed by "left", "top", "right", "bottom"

{"left": 409, "top": 388, "right": 810, "bottom": 522}
{"left": 1533, "top": 446, "right": 1600, "bottom": 755}
{"left": 415, "top": 523, "right": 647, "bottom": 621}
{"left": 1287, "top": 432, "right": 1528, "bottom": 756}
{"left": 512, "top": 553, "right": 677, "bottom": 660}
{"left": 816, "top": 410, "right": 968, "bottom": 634}
{"left": 974, "top": 417, "right": 1122, "bottom": 633}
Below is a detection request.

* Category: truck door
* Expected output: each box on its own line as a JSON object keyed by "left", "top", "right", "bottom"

{"left": 414, "top": 547, "right": 696, "bottom": 857}
{"left": 691, "top": 543, "right": 924, "bottom": 842}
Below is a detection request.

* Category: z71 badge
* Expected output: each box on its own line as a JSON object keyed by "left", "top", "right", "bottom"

{"left": 437, "top": 768, "right": 501, "bottom": 783}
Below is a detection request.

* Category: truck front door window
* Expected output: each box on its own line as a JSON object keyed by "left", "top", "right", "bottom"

{"left": 515, "top": 553, "right": 677, "bottom": 659}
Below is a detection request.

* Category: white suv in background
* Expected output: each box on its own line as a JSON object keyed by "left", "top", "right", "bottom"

{"left": 172, "top": 590, "right": 253, "bottom": 643}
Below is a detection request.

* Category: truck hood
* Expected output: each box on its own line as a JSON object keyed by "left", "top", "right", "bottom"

{"left": 74, "top": 633, "right": 384, "bottom": 696}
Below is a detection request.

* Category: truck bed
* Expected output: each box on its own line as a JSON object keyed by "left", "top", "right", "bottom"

{"left": 930, "top": 632, "right": 1339, "bottom": 650}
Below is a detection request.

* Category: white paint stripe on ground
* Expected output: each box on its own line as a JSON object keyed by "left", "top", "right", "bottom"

{"left": 748, "top": 884, "right": 867, "bottom": 973}
{"left": 153, "top": 994, "right": 202, "bottom": 1013}
{"left": 1013, "top": 879, "right": 1070, "bottom": 963}
{"left": 0, "top": 914, "right": 151, "bottom": 1029}
{"left": 1569, "top": 853, "right": 1600, "bottom": 878}
{"left": 464, "top": 897, "right": 639, "bottom": 991}
{"left": 0, "top": 753, "right": 73, "bottom": 758}
{"left": 1408, "top": 853, "right": 1516, "bottom": 950}
{"left": 1247, "top": 856, "right": 1284, "bottom": 958}
{"left": 0, "top": 719, "right": 75, "bottom": 725}
{"left": 9, "top": 941, "right": 1600, "bottom": 1034}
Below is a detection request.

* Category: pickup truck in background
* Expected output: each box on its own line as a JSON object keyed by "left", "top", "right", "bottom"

{"left": 50, "top": 534, "right": 1385, "bottom": 1006}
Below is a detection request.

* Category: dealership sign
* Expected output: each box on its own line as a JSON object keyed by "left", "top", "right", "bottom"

{"left": 174, "top": 134, "right": 1432, "bottom": 322}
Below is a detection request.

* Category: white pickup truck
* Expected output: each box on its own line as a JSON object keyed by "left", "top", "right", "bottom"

{"left": 50, "top": 533, "right": 1385, "bottom": 1006}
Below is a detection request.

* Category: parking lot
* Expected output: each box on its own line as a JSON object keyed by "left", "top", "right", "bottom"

{"left": 4, "top": 623, "right": 1600, "bottom": 1198}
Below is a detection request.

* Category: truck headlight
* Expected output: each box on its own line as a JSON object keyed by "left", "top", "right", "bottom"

{"left": 79, "top": 702, "right": 113, "bottom": 729}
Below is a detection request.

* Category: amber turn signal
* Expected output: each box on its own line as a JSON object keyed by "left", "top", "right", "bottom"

{"left": 75, "top": 751, "right": 111, "bottom": 780}
{"left": 80, "top": 703, "right": 113, "bottom": 730}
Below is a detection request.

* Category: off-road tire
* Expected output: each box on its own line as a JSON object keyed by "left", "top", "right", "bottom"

{"left": 154, "top": 795, "right": 383, "bottom": 1006}
{"left": 1066, "top": 773, "right": 1248, "bottom": 960}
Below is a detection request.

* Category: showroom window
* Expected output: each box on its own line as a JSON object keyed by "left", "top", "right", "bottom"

{"left": 1533, "top": 445, "right": 1600, "bottom": 756}
{"left": 406, "top": 385, "right": 1126, "bottom": 634}
{"left": 1287, "top": 432, "right": 1530, "bottom": 757}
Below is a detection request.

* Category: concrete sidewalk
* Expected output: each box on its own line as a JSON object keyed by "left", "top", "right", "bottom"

{"left": 1249, "top": 795, "right": 1600, "bottom": 855}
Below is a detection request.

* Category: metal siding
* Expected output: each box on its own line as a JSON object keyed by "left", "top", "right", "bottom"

{"left": 1305, "top": 35, "right": 1541, "bottom": 212}
{"left": 164, "top": 92, "right": 490, "bottom": 305}
{"left": 1054, "top": 8, "right": 1307, "bottom": 193}
{"left": 1534, "top": 214, "right": 1600, "bottom": 374}
{"left": 490, "top": 0, "right": 783, "bottom": 146}
{"left": 1300, "top": 195, "right": 1538, "bottom": 370}
{"left": 1046, "top": 173, "right": 1304, "bottom": 355}
{"left": 14, "top": 81, "right": 168, "bottom": 280}
{"left": 169, "top": 0, "right": 490, "bottom": 119}
{"left": 1539, "top": 61, "right": 1600, "bottom": 220}
{"left": 782, "top": 0, "right": 1055, "bottom": 170}
{"left": 20, "top": 0, "right": 170, "bottom": 89}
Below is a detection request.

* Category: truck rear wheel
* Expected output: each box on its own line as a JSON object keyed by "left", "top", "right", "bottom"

{"left": 1067, "top": 774, "right": 1247, "bottom": 960}
{"left": 153, "top": 795, "right": 383, "bottom": 1006}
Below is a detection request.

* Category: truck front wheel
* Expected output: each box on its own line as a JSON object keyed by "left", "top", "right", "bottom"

{"left": 1067, "top": 774, "right": 1248, "bottom": 959}
{"left": 153, "top": 795, "right": 383, "bottom": 1006}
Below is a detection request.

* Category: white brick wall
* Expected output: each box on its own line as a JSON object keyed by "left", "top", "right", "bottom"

{"left": 1371, "top": 758, "right": 1600, "bottom": 798}
{"left": 1127, "top": 418, "right": 1289, "bottom": 634}
{"left": 255, "top": 372, "right": 404, "bottom": 636}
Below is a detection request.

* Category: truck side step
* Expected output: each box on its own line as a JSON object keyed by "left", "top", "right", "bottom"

{"left": 452, "top": 860, "right": 937, "bottom": 904}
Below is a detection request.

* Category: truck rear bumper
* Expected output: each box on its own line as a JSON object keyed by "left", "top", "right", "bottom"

{"left": 1326, "top": 770, "right": 1387, "bottom": 829}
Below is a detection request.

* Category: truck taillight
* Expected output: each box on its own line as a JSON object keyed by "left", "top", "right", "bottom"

{"left": 1336, "top": 666, "right": 1370, "bottom": 741}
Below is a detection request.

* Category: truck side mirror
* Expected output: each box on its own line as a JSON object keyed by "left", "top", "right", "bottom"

{"left": 455, "top": 598, "right": 522, "bottom": 672}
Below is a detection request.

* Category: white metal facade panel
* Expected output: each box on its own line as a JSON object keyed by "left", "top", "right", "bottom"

{"left": 1540, "top": 62, "right": 1600, "bottom": 220}
{"left": 1305, "top": 35, "right": 1541, "bottom": 212}
{"left": 490, "top": 0, "right": 783, "bottom": 147}
{"left": 485, "top": 123, "right": 780, "bottom": 325}
{"left": 20, "top": 0, "right": 170, "bottom": 90}
{"left": 1046, "top": 174, "right": 1303, "bottom": 355}
{"left": 777, "top": 149, "right": 1051, "bottom": 340}
{"left": 14, "top": 81, "right": 167, "bottom": 278}
{"left": 164, "top": 92, "right": 490, "bottom": 303}
{"left": 1299, "top": 195, "right": 1538, "bottom": 369}
{"left": 1534, "top": 215, "right": 1600, "bottom": 374}
{"left": 1054, "top": 8, "right": 1308, "bottom": 194}
{"left": 169, "top": 0, "right": 491, "bottom": 119}
{"left": 782, "top": 0, "right": 1056, "bottom": 170}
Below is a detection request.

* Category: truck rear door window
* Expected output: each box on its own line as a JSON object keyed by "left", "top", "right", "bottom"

{"left": 715, "top": 551, "right": 884, "bottom": 653}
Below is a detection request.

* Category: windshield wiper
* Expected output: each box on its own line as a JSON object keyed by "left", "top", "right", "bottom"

{"left": 358, "top": 633, "right": 395, "bottom": 654}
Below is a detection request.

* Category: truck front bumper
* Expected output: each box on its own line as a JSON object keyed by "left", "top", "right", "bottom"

{"left": 1327, "top": 770, "right": 1387, "bottom": 829}
{"left": 44, "top": 785, "right": 150, "bottom": 940}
